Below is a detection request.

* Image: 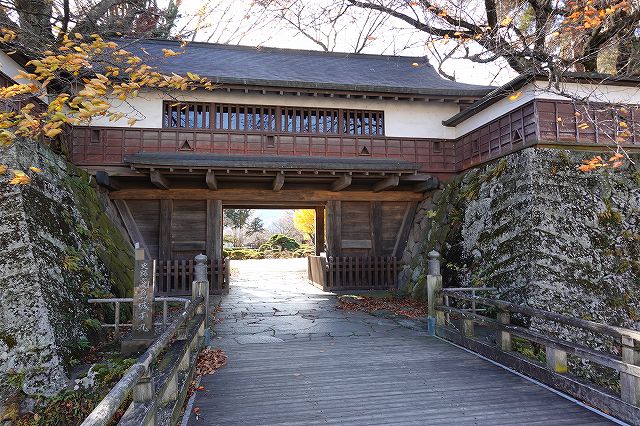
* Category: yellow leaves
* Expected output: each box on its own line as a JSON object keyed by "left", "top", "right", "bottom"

{"left": 0, "top": 28, "right": 16, "bottom": 42}
{"left": 29, "top": 166, "right": 42, "bottom": 173}
{"left": 0, "top": 130, "right": 15, "bottom": 146}
{"left": 618, "top": 121, "right": 628, "bottom": 128}
{"left": 578, "top": 123, "right": 590, "bottom": 130}
{"left": 500, "top": 16, "right": 513, "bottom": 27}
{"left": 0, "top": 165, "right": 6, "bottom": 174}
{"left": 508, "top": 91, "right": 522, "bottom": 101}
{"left": 9, "top": 170, "right": 30, "bottom": 185}
{"left": 44, "top": 127, "right": 63, "bottom": 138}
{"left": 127, "top": 118, "right": 138, "bottom": 126}
{"left": 161, "top": 48, "right": 183, "bottom": 57}
{"left": 411, "top": 62, "right": 420, "bottom": 67}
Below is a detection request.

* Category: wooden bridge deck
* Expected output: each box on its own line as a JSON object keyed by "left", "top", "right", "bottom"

{"left": 186, "top": 259, "right": 613, "bottom": 425}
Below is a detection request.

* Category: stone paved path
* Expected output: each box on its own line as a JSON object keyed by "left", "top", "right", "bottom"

{"left": 187, "top": 258, "right": 612, "bottom": 425}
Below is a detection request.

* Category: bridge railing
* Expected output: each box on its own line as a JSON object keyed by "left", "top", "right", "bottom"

{"left": 308, "top": 255, "right": 397, "bottom": 291}
{"left": 424, "top": 253, "right": 640, "bottom": 425}
{"left": 82, "top": 257, "right": 211, "bottom": 426}
{"left": 87, "top": 297, "right": 190, "bottom": 339}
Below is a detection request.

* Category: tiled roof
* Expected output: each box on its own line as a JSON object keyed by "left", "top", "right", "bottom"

{"left": 118, "top": 38, "right": 494, "bottom": 96}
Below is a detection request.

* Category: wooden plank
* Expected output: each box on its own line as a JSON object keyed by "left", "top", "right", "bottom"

{"left": 373, "top": 175, "right": 399, "bottom": 192}
{"left": 110, "top": 188, "right": 424, "bottom": 202}
{"left": 392, "top": 202, "right": 418, "bottom": 257}
{"left": 412, "top": 177, "right": 439, "bottom": 193}
{"left": 273, "top": 173, "right": 285, "bottom": 191}
{"left": 205, "top": 171, "right": 218, "bottom": 190}
{"left": 371, "top": 202, "right": 382, "bottom": 256}
{"left": 341, "top": 240, "right": 372, "bottom": 249}
{"left": 159, "top": 199, "right": 173, "bottom": 259}
{"left": 331, "top": 174, "right": 352, "bottom": 191}
{"left": 150, "top": 170, "right": 171, "bottom": 189}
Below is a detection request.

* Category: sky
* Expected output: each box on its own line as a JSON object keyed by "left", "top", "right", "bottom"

{"left": 171, "top": 0, "right": 517, "bottom": 86}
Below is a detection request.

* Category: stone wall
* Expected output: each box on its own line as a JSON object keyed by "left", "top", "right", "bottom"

{"left": 400, "top": 147, "right": 640, "bottom": 336}
{"left": 0, "top": 139, "right": 134, "bottom": 402}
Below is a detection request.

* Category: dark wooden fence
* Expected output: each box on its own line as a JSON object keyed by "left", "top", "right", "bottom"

{"left": 433, "top": 288, "right": 640, "bottom": 425}
{"left": 155, "top": 258, "right": 229, "bottom": 296}
{"left": 308, "top": 255, "right": 397, "bottom": 291}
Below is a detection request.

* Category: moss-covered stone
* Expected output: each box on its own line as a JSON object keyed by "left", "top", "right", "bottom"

{"left": 0, "top": 139, "right": 134, "bottom": 400}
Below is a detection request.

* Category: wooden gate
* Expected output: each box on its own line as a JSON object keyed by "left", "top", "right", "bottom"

{"left": 308, "top": 255, "right": 397, "bottom": 291}
{"left": 154, "top": 258, "right": 229, "bottom": 296}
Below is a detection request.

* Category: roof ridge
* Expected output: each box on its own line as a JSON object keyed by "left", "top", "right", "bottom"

{"left": 113, "top": 36, "right": 433, "bottom": 61}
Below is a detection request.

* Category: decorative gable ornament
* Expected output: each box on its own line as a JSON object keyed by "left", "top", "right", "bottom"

{"left": 179, "top": 139, "right": 194, "bottom": 151}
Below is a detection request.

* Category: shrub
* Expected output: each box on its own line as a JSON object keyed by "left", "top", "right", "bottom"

{"left": 259, "top": 234, "right": 300, "bottom": 252}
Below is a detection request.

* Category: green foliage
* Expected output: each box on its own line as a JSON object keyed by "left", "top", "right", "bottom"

{"left": 597, "top": 198, "right": 623, "bottom": 226}
{"left": 92, "top": 357, "right": 136, "bottom": 387}
{"left": 512, "top": 337, "right": 546, "bottom": 363}
{"left": 6, "top": 369, "right": 26, "bottom": 389}
{"left": 0, "top": 331, "right": 17, "bottom": 349}
{"left": 225, "top": 248, "right": 264, "bottom": 260}
{"left": 259, "top": 234, "right": 300, "bottom": 252}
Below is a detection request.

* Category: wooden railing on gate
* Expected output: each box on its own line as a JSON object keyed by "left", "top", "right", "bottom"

{"left": 155, "top": 258, "right": 229, "bottom": 296}
{"left": 308, "top": 255, "right": 397, "bottom": 291}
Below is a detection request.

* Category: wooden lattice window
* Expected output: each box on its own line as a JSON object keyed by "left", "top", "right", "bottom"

{"left": 281, "top": 108, "right": 339, "bottom": 134}
{"left": 215, "top": 104, "right": 277, "bottom": 131}
{"left": 342, "top": 109, "right": 384, "bottom": 135}
{"left": 163, "top": 102, "right": 211, "bottom": 129}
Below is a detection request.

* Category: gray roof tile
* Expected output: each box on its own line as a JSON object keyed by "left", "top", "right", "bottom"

{"left": 120, "top": 38, "right": 494, "bottom": 96}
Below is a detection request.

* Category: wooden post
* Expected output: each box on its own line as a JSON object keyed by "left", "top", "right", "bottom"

{"left": 193, "top": 253, "right": 210, "bottom": 346}
{"left": 122, "top": 247, "right": 156, "bottom": 354}
{"left": 326, "top": 201, "right": 341, "bottom": 256}
{"left": 462, "top": 319, "right": 475, "bottom": 337}
{"left": 426, "top": 250, "right": 443, "bottom": 336}
{"left": 497, "top": 311, "right": 512, "bottom": 351}
{"left": 315, "top": 206, "right": 325, "bottom": 256}
{"left": 621, "top": 336, "right": 640, "bottom": 405}
{"left": 206, "top": 200, "right": 223, "bottom": 260}
{"left": 546, "top": 346, "right": 568, "bottom": 373}
{"left": 133, "top": 366, "right": 155, "bottom": 424}
{"left": 370, "top": 201, "right": 382, "bottom": 256}
{"left": 159, "top": 199, "right": 172, "bottom": 259}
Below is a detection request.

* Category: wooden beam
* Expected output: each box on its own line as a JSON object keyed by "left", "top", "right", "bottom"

{"left": 373, "top": 175, "right": 399, "bottom": 192}
{"left": 392, "top": 201, "right": 418, "bottom": 257}
{"left": 331, "top": 174, "right": 352, "bottom": 192}
{"left": 150, "top": 170, "right": 170, "bottom": 189}
{"left": 95, "top": 171, "right": 120, "bottom": 191}
{"left": 315, "top": 206, "right": 325, "bottom": 255}
{"left": 341, "top": 239, "right": 372, "bottom": 249}
{"left": 110, "top": 188, "right": 424, "bottom": 202}
{"left": 412, "top": 177, "right": 439, "bottom": 193}
{"left": 113, "top": 200, "right": 145, "bottom": 257}
{"left": 205, "top": 171, "right": 218, "bottom": 190}
{"left": 273, "top": 173, "right": 285, "bottom": 191}
{"left": 401, "top": 173, "right": 433, "bottom": 182}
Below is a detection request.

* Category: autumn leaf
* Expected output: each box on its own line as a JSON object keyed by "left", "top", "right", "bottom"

{"left": 0, "top": 165, "right": 6, "bottom": 174}
{"left": 508, "top": 91, "right": 522, "bottom": 101}
{"left": 9, "top": 170, "right": 31, "bottom": 184}
{"left": 29, "top": 166, "right": 42, "bottom": 173}
{"left": 162, "top": 48, "right": 183, "bottom": 57}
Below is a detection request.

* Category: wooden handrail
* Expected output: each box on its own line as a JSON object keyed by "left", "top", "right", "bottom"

{"left": 81, "top": 296, "right": 204, "bottom": 426}
{"left": 442, "top": 289, "right": 640, "bottom": 341}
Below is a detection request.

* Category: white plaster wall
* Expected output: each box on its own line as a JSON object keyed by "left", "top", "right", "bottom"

{"left": 88, "top": 89, "right": 459, "bottom": 139}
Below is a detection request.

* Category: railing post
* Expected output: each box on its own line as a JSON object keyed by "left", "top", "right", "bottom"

{"left": 133, "top": 366, "right": 155, "bottom": 425}
{"left": 621, "top": 336, "right": 640, "bottom": 405}
{"left": 193, "top": 253, "right": 210, "bottom": 346}
{"left": 426, "top": 250, "right": 443, "bottom": 336}
{"left": 546, "top": 346, "right": 568, "bottom": 374}
{"left": 497, "top": 311, "right": 512, "bottom": 351}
